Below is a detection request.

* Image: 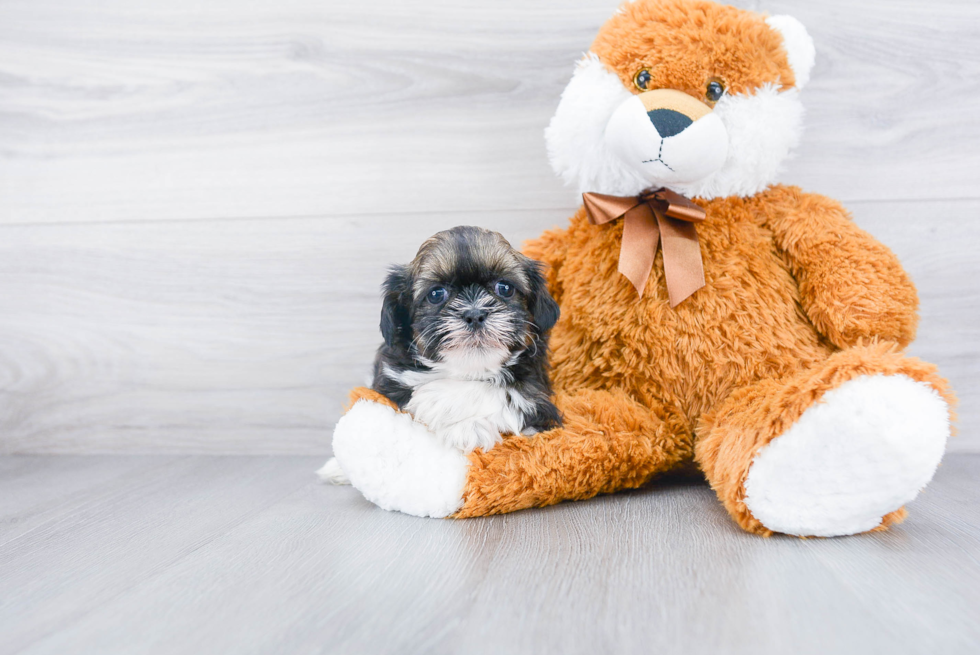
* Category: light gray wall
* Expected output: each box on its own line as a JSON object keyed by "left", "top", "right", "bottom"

{"left": 0, "top": 0, "right": 977, "bottom": 453}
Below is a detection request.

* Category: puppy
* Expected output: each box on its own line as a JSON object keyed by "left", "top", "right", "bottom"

{"left": 319, "top": 226, "right": 561, "bottom": 486}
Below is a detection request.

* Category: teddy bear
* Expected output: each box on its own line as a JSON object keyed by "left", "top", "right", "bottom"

{"left": 328, "top": 0, "right": 955, "bottom": 537}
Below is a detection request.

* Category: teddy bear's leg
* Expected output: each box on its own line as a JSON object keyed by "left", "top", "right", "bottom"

{"left": 330, "top": 386, "right": 692, "bottom": 518}
{"left": 695, "top": 343, "right": 955, "bottom": 537}
{"left": 454, "top": 387, "right": 693, "bottom": 517}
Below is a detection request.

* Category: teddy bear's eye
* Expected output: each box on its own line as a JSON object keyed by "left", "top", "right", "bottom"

{"left": 705, "top": 78, "right": 726, "bottom": 103}
{"left": 633, "top": 68, "right": 653, "bottom": 92}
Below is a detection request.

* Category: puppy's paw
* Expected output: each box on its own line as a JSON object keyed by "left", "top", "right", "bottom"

{"left": 437, "top": 417, "right": 503, "bottom": 453}
{"left": 315, "top": 457, "right": 350, "bottom": 485}
{"left": 332, "top": 400, "right": 469, "bottom": 518}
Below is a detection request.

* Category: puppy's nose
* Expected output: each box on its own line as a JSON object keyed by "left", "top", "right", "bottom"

{"left": 462, "top": 308, "right": 488, "bottom": 327}
{"left": 647, "top": 108, "right": 692, "bottom": 138}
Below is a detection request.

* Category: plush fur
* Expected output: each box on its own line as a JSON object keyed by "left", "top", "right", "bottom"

{"left": 329, "top": 0, "right": 956, "bottom": 536}
{"left": 330, "top": 390, "right": 469, "bottom": 518}
{"left": 742, "top": 373, "right": 949, "bottom": 537}
{"left": 546, "top": 0, "right": 815, "bottom": 202}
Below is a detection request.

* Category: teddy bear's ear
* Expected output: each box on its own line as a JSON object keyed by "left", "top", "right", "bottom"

{"left": 765, "top": 15, "right": 816, "bottom": 90}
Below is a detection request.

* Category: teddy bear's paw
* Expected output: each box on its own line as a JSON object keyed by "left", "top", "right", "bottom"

{"left": 328, "top": 400, "right": 469, "bottom": 518}
{"left": 315, "top": 457, "right": 350, "bottom": 485}
{"left": 743, "top": 374, "right": 950, "bottom": 537}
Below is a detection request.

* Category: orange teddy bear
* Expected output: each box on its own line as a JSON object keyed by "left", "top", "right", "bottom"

{"left": 326, "top": 0, "right": 955, "bottom": 537}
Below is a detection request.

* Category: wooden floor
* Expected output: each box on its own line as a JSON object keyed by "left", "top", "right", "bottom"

{"left": 1, "top": 454, "right": 978, "bottom": 655}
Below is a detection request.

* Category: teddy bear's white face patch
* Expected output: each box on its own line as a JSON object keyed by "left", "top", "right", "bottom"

{"left": 604, "top": 93, "right": 729, "bottom": 187}
{"left": 545, "top": 54, "right": 806, "bottom": 200}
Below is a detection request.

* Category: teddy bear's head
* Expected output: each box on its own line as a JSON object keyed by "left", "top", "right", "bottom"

{"left": 546, "top": 0, "right": 815, "bottom": 200}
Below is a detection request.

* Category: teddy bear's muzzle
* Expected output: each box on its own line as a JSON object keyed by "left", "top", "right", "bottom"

{"left": 605, "top": 88, "right": 728, "bottom": 187}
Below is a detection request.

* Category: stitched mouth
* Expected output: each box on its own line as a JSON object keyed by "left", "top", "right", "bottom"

{"left": 640, "top": 139, "right": 675, "bottom": 171}
{"left": 641, "top": 157, "right": 675, "bottom": 171}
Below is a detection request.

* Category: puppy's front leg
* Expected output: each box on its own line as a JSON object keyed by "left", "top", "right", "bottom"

{"left": 436, "top": 417, "right": 502, "bottom": 453}
{"left": 406, "top": 379, "right": 508, "bottom": 454}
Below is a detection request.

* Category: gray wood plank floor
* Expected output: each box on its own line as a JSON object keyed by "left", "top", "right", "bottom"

{"left": 1, "top": 454, "right": 978, "bottom": 655}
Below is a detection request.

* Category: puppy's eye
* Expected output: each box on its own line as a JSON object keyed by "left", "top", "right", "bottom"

{"left": 633, "top": 68, "right": 653, "bottom": 92}
{"left": 426, "top": 287, "right": 447, "bottom": 304}
{"left": 705, "top": 78, "right": 726, "bottom": 103}
{"left": 494, "top": 280, "right": 515, "bottom": 298}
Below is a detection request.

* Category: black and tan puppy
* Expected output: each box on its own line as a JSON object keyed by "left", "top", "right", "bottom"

{"left": 370, "top": 226, "right": 562, "bottom": 453}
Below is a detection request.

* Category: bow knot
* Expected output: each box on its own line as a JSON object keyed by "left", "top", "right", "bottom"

{"left": 582, "top": 188, "right": 706, "bottom": 307}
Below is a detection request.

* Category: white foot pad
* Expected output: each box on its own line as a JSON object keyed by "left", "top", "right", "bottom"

{"left": 326, "top": 400, "right": 469, "bottom": 518}
{"left": 744, "top": 374, "right": 950, "bottom": 537}
{"left": 315, "top": 457, "right": 350, "bottom": 485}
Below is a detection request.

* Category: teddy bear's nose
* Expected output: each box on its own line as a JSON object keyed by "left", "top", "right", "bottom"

{"left": 647, "top": 108, "right": 693, "bottom": 138}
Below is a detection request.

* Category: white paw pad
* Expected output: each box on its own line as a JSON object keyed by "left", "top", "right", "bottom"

{"left": 744, "top": 374, "right": 950, "bottom": 537}
{"left": 329, "top": 400, "right": 469, "bottom": 518}
{"left": 315, "top": 457, "right": 350, "bottom": 485}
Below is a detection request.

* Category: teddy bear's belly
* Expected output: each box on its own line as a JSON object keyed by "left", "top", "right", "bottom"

{"left": 549, "top": 223, "right": 832, "bottom": 421}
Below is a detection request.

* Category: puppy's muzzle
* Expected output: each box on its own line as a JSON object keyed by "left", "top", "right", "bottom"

{"left": 462, "top": 308, "right": 488, "bottom": 329}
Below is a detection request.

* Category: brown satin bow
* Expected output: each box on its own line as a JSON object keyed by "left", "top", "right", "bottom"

{"left": 583, "top": 188, "right": 706, "bottom": 307}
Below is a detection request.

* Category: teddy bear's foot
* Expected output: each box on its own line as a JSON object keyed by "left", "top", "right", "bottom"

{"left": 743, "top": 374, "right": 949, "bottom": 537}
{"left": 328, "top": 399, "right": 469, "bottom": 518}
{"left": 315, "top": 457, "right": 350, "bottom": 485}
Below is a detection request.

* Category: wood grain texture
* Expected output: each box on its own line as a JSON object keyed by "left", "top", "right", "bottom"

{"left": 0, "top": 200, "right": 976, "bottom": 454}
{"left": 1, "top": 454, "right": 978, "bottom": 654}
{"left": 0, "top": 209, "right": 567, "bottom": 454}
{"left": 0, "top": 456, "right": 317, "bottom": 653}
{"left": 0, "top": 0, "right": 977, "bottom": 454}
{"left": 0, "top": 0, "right": 978, "bottom": 225}
{"left": 0, "top": 455, "right": 182, "bottom": 545}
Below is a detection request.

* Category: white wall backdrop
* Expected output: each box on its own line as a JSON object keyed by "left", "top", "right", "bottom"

{"left": 0, "top": 0, "right": 977, "bottom": 453}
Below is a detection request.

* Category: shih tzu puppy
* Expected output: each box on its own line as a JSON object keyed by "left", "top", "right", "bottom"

{"left": 319, "top": 225, "right": 561, "bottom": 486}
{"left": 374, "top": 225, "right": 562, "bottom": 448}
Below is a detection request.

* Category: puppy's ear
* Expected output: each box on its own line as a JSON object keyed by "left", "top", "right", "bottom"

{"left": 380, "top": 265, "right": 412, "bottom": 348}
{"left": 524, "top": 258, "right": 560, "bottom": 333}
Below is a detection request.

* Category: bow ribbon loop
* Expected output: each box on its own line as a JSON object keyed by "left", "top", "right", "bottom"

{"left": 582, "top": 188, "right": 706, "bottom": 307}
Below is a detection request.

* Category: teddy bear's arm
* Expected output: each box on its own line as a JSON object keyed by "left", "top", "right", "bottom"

{"left": 523, "top": 225, "right": 571, "bottom": 303}
{"left": 764, "top": 187, "right": 919, "bottom": 348}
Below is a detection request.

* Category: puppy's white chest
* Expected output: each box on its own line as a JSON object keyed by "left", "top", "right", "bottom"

{"left": 405, "top": 378, "right": 528, "bottom": 453}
